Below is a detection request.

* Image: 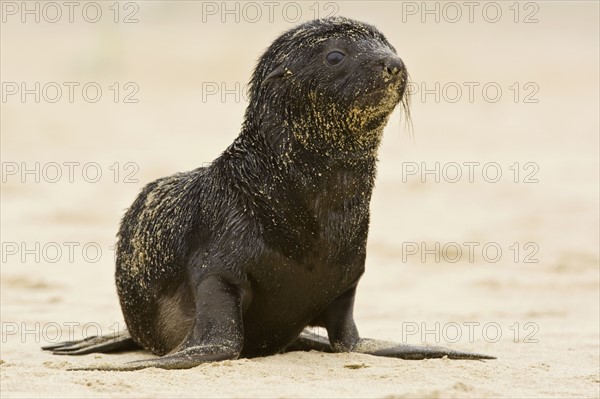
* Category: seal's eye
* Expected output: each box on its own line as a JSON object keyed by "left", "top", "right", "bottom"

{"left": 326, "top": 51, "right": 345, "bottom": 65}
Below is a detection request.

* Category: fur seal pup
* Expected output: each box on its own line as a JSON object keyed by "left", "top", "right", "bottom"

{"left": 43, "top": 16, "right": 494, "bottom": 370}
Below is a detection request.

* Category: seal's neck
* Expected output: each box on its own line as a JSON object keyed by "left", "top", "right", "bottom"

{"left": 220, "top": 122, "right": 379, "bottom": 200}
{"left": 246, "top": 107, "right": 385, "bottom": 159}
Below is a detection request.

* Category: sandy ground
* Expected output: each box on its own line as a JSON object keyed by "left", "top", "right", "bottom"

{"left": 1, "top": 1, "right": 599, "bottom": 398}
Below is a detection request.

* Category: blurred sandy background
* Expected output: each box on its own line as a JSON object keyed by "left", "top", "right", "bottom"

{"left": 1, "top": 1, "right": 598, "bottom": 398}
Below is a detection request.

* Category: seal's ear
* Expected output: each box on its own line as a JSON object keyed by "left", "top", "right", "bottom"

{"left": 263, "top": 64, "right": 291, "bottom": 84}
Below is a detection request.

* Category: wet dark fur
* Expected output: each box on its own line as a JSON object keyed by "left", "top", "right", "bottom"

{"left": 116, "top": 17, "right": 408, "bottom": 357}
{"left": 43, "top": 17, "right": 494, "bottom": 369}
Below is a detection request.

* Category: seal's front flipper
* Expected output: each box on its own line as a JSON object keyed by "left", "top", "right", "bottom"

{"left": 319, "top": 286, "right": 496, "bottom": 361}
{"left": 351, "top": 338, "right": 495, "bottom": 360}
{"left": 42, "top": 331, "right": 139, "bottom": 355}
{"left": 69, "top": 275, "right": 246, "bottom": 371}
{"left": 69, "top": 344, "right": 241, "bottom": 371}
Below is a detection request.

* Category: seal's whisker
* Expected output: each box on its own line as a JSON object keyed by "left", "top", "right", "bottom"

{"left": 400, "top": 70, "right": 414, "bottom": 140}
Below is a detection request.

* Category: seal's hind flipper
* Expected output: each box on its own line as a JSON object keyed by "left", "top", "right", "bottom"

{"left": 41, "top": 335, "right": 98, "bottom": 351}
{"left": 42, "top": 331, "right": 139, "bottom": 355}
{"left": 352, "top": 338, "right": 495, "bottom": 360}
{"left": 282, "top": 329, "right": 334, "bottom": 353}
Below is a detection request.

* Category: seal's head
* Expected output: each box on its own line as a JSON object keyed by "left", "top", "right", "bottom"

{"left": 244, "top": 16, "right": 409, "bottom": 157}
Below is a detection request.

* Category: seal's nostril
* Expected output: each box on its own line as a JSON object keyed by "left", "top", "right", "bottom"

{"left": 383, "top": 57, "right": 404, "bottom": 76}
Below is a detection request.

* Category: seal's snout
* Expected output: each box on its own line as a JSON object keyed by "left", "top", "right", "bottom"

{"left": 382, "top": 56, "right": 404, "bottom": 77}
